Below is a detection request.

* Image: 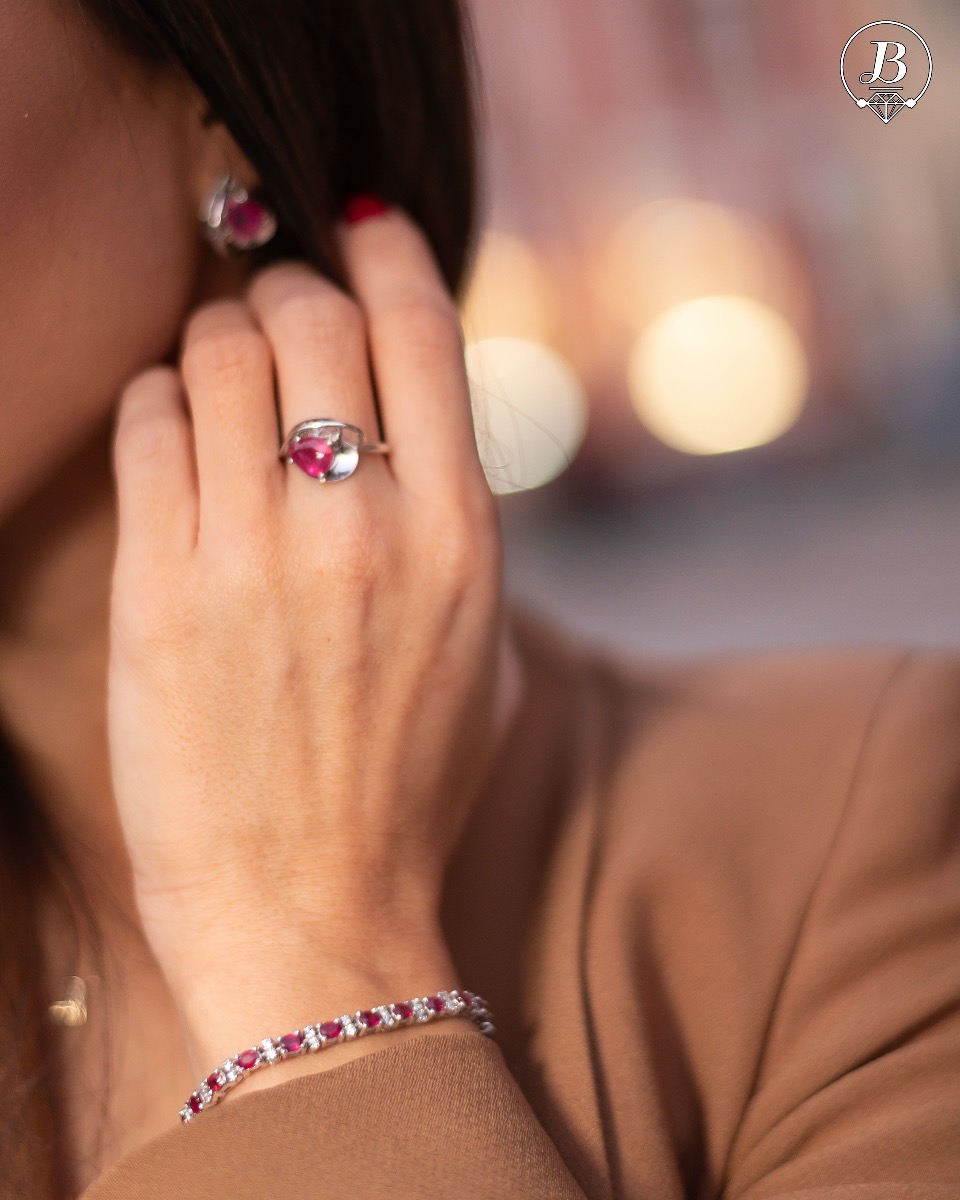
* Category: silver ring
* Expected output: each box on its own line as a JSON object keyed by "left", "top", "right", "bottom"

{"left": 279, "top": 419, "right": 389, "bottom": 482}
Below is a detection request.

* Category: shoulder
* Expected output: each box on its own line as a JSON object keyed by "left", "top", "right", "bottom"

{"left": 505, "top": 602, "right": 960, "bottom": 1192}
{"left": 508, "top": 600, "right": 960, "bottom": 911}
{"left": 507, "top": 599, "right": 960, "bottom": 849}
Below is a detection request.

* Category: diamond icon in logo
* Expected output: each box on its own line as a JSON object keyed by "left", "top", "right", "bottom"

{"left": 842, "top": 23, "right": 933, "bottom": 124}
{"left": 866, "top": 92, "right": 906, "bottom": 122}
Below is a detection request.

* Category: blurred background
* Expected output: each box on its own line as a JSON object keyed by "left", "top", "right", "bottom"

{"left": 458, "top": 0, "right": 960, "bottom": 658}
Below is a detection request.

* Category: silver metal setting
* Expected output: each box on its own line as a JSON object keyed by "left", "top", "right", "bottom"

{"left": 179, "top": 989, "right": 494, "bottom": 1122}
{"left": 199, "top": 173, "right": 278, "bottom": 257}
{"left": 279, "top": 419, "right": 389, "bottom": 482}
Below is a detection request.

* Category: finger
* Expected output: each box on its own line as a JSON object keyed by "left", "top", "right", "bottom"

{"left": 336, "top": 208, "right": 482, "bottom": 496}
{"left": 244, "top": 261, "right": 387, "bottom": 487}
{"left": 179, "top": 300, "right": 282, "bottom": 535}
{"left": 112, "top": 366, "right": 197, "bottom": 572}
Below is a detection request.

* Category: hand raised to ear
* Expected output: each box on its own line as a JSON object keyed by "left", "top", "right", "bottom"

{"left": 108, "top": 205, "right": 506, "bottom": 1072}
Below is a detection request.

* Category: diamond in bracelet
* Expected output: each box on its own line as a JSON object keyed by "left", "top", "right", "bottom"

{"left": 222, "top": 1059, "right": 242, "bottom": 1084}
{"left": 375, "top": 1004, "right": 397, "bottom": 1028}
{"left": 179, "top": 986, "right": 495, "bottom": 1123}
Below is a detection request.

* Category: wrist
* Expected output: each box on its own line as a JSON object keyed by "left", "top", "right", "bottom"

{"left": 175, "top": 934, "right": 462, "bottom": 1077}
{"left": 180, "top": 983, "right": 491, "bottom": 1119}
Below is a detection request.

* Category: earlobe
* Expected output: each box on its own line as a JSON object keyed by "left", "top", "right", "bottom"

{"left": 181, "top": 83, "right": 266, "bottom": 229}
{"left": 183, "top": 90, "right": 276, "bottom": 256}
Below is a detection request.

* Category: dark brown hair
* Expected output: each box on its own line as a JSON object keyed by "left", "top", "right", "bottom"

{"left": 1, "top": 1, "right": 481, "bottom": 1194}
{"left": 84, "top": 0, "right": 481, "bottom": 295}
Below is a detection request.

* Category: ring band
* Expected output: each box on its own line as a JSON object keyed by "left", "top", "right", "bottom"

{"left": 280, "top": 419, "right": 389, "bottom": 481}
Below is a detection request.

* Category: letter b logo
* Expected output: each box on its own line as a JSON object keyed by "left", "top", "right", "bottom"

{"left": 859, "top": 41, "right": 907, "bottom": 86}
{"left": 841, "top": 22, "right": 932, "bottom": 122}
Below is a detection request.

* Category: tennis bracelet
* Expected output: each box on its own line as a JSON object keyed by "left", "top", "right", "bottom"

{"left": 180, "top": 988, "right": 494, "bottom": 1122}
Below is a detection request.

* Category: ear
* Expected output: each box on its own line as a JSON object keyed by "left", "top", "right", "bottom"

{"left": 162, "top": 74, "right": 269, "bottom": 303}
{"left": 175, "top": 77, "right": 264, "bottom": 217}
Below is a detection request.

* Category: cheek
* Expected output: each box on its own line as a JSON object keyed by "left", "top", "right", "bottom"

{"left": 0, "top": 18, "right": 200, "bottom": 518}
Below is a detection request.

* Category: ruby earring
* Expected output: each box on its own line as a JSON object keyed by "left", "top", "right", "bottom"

{"left": 199, "top": 173, "right": 277, "bottom": 256}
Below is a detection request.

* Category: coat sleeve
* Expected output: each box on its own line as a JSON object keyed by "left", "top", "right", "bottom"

{"left": 724, "top": 652, "right": 960, "bottom": 1198}
{"left": 79, "top": 1029, "right": 590, "bottom": 1199}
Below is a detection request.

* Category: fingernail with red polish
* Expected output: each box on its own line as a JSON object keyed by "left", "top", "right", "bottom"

{"left": 341, "top": 194, "right": 390, "bottom": 225}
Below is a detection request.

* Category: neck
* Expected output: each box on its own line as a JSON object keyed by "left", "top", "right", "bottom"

{"left": 0, "top": 417, "right": 133, "bottom": 920}
{"left": 0, "top": 250, "right": 251, "bottom": 931}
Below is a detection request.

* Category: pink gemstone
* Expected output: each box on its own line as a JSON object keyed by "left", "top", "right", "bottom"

{"left": 236, "top": 1048, "right": 259, "bottom": 1070}
{"left": 319, "top": 1020, "right": 342, "bottom": 1040}
{"left": 426, "top": 995, "right": 445, "bottom": 1013}
{"left": 358, "top": 1009, "right": 381, "bottom": 1028}
{"left": 224, "top": 197, "right": 269, "bottom": 240}
{"left": 205, "top": 1072, "right": 223, "bottom": 1093}
{"left": 459, "top": 991, "right": 474, "bottom": 1009}
{"left": 188, "top": 1094, "right": 202, "bottom": 1114}
{"left": 290, "top": 437, "right": 335, "bottom": 478}
{"left": 280, "top": 1033, "right": 302, "bottom": 1054}
{"left": 394, "top": 1001, "right": 413, "bottom": 1020}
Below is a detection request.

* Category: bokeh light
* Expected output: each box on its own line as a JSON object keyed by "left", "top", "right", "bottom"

{"left": 594, "top": 199, "right": 813, "bottom": 337}
{"left": 466, "top": 337, "right": 589, "bottom": 494}
{"left": 461, "top": 231, "right": 559, "bottom": 345}
{"left": 627, "top": 296, "right": 809, "bottom": 456}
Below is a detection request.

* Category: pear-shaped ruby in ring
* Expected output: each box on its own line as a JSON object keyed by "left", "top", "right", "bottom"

{"left": 290, "top": 437, "right": 335, "bottom": 477}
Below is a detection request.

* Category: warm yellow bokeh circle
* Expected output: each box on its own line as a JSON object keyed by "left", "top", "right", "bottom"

{"left": 627, "top": 295, "right": 809, "bottom": 456}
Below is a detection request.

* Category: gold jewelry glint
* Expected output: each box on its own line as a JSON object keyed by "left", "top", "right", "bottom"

{"left": 49, "top": 975, "right": 88, "bottom": 1028}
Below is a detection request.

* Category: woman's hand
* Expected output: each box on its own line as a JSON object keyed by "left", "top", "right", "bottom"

{"left": 106, "top": 208, "right": 508, "bottom": 1066}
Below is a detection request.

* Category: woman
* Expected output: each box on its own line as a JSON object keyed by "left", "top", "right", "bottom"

{"left": 1, "top": 0, "right": 958, "bottom": 1197}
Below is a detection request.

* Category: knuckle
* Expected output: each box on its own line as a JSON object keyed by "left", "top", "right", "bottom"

{"left": 429, "top": 513, "right": 499, "bottom": 588}
{"left": 382, "top": 290, "right": 464, "bottom": 361}
{"left": 114, "top": 414, "right": 180, "bottom": 468}
{"left": 247, "top": 257, "right": 310, "bottom": 289}
{"left": 246, "top": 258, "right": 322, "bottom": 306}
{"left": 215, "top": 535, "right": 284, "bottom": 602}
{"left": 313, "top": 504, "right": 389, "bottom": 596}
{"left": 121, "top": 364, "right": 180, "bottom": 404}
{"left": 114, "top": 373, "right": 183, "bottom": 465}
{"left": 334, "top": 503, "right": 385, "bottom": 572}
{"left": 182, "top": 325, "right": 272, "bottom": 390}
{"left": 274, "top": 288, "right": 366, "bottom": 352}
{"left": 111, "top": 588, "right": 199, "bottom": 663}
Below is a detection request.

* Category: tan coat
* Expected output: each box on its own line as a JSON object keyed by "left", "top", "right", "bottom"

{"left": 73, "top": 603, "right": 960, "bottom": 1197}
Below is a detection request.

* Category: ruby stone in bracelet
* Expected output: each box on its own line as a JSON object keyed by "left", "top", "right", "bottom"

{"left": 180, "top": 988, "right": 494, "bottom": 1122}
